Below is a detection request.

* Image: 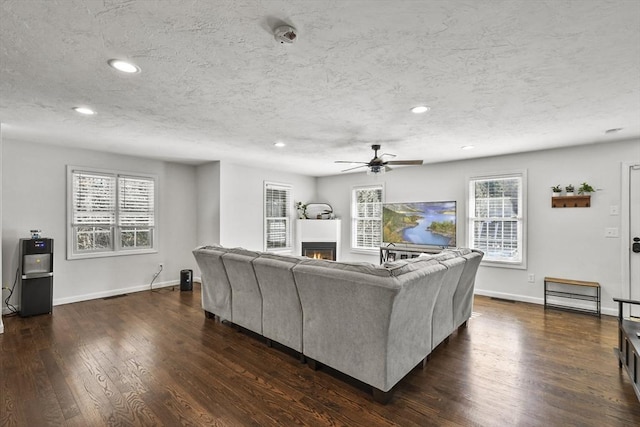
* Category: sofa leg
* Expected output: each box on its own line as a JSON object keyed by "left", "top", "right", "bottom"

{"left": 422, "top": 355, "right": 429, "bottom": 370}
{"left": 299, "top": 354, "right": 306, "bottom": 364}
{"left": 307, "top": 358, "right": 319, "bottom": 371}
{"left": 459, "top": 320, "right": 468, "bottom": 331}
{"left": 204, "top": 311, "right": 216, "bottom": 320}
{"left": 266, "top": 339, "right": 272, "bottom": 348}
{"left": 444, "top": 336, "right": 450, "bottom": 344}
{"left": 372, "top": 387, "right": 393, "bottom": 404}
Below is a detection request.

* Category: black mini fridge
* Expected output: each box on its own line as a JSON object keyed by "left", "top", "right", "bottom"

{"left": 19, "top": 238, "right": 54, "bottom": 317}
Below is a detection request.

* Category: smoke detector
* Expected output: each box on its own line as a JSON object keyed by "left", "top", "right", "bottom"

{"left": 274, "top": 25, "right": 297, "bottom": 44}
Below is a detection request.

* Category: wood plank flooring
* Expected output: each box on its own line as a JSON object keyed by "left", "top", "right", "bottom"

{"left": 2, "top": 283, "right": 639, "bottom": 426}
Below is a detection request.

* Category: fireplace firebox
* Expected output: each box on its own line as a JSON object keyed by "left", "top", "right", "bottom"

{"left": 302, "top": 241, "right": 337, "bottom": 261}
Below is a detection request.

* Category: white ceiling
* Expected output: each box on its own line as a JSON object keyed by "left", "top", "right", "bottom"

{"left": 1, "top": 0, "right": 639, "bottom": 176}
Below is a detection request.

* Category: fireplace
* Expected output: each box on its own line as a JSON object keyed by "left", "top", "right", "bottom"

{"left": 297, "top": 219, "right": 341, "bottom": 261}
{"left": 302, "top": 241, "right": 337, "bottom": 261}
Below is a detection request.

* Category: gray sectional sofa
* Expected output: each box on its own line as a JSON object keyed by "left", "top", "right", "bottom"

{"left": 193, "top": 245, "right": 483, "bottom": 403}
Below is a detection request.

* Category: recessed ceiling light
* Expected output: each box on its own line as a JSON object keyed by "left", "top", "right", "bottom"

{"left": 107, "top": 59, "right": 140, "bottom": 74}
{"left": 605, "top": 128, "right": 623, "bottom": 134}
{"left": 411, "top": 105, "right": 430, "bottom": 114}
{"left": 461, "top": 145, "right": 475, "bottom": 150}
{"left": 274, "top": 141, "right": 286, "bottom": 148}
{"left": 73, "top": 107, "right": 96, "bottom": 115}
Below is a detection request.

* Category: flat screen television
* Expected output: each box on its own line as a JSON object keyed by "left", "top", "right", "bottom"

{"left": 382, "top": 201, "right": 457, "bottom": 248}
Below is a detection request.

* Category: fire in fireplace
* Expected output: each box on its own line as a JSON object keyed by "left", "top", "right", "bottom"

{"left": 302, "top": 241, "right": 337, "bottom": 261}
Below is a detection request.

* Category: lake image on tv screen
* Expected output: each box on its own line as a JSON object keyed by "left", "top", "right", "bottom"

{"left": 383, "top": 201, "right": 456, "bottom": 247}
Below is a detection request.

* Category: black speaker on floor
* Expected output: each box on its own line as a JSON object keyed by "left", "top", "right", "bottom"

{"left": 180, "top": 269, "right": 193, "bottom": 291}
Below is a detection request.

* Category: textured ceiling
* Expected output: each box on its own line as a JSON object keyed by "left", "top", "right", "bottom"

{"left": 1, "top": 0, "right": 639, "bottom": 176}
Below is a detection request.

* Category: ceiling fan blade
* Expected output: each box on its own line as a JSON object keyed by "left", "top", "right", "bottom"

{"left": 341, "top": 164, "right": 369, "bottom": 172}
{"left": 386, "top": 160, "right": 423, "bottom": 166}
{"left": 335, "top": 160, "right": 368, "bottom": 164}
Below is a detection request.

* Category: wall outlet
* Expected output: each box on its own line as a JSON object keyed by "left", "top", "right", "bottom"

{"left": 610, "top": 205, "right": 619, "bottom": 215}
{"left": 605, "top": 228, "right": 619, "bottom": 238}
{"left": 527, "top": 274, "right": 535, "bottom": 283}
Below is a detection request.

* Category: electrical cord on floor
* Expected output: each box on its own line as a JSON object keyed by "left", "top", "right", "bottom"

{"left": 2, "top": 267, "right": 20, "bottom": 315}
{"left": 150, "top": 265, "right": 173, "bottom": 293}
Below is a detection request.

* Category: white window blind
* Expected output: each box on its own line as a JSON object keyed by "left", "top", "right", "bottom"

{"left": 68, "top": 167, "right": 157, "bottom": 258}
{"left": 118, "top": 176, "right": 155, "bottom": 227}
{"left": 264, "top": 182, "right": 292, "bottom": 250}
{"left": 352, "top": 185, "right": 383, "bottom": 251}
{"left": 73, "top": 172, "right": 116, "bottom": 226}
{"left": 468, "top": 173, "right": 525, "bottom": 265}
{"left": 72, "top": 172, "right": 116, "bottom": 252}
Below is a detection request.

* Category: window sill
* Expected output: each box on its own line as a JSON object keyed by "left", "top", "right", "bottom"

{"left": 67, "top": 248, "right": 158, "bottom": 260}
{"left": 350, "top": 248, "right": 379, "bottom": 256}
{"left": 265, "top": 248, "right": 293, "bottom": 255}
{"left": 480, "top": 259, "right": 527, "bottom": 270}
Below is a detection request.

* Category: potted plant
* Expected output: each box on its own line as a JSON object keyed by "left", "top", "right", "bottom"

{"left": 295, "top": 202, "right": 308, "bottom": 219}
{"left": 578, "top": 182, "right": 595, "bottom": 195}
{"left": 551, "top": 185, "right": 562, "bottom": 197}
{"left": 565, "top": 184, "right": 575, "bottom": 196}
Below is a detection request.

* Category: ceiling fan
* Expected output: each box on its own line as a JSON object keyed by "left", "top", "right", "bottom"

{"left": 335, "top": 144, "right": 424, "bottom": 174}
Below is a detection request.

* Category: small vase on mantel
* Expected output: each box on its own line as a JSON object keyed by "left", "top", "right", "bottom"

{"left": 565, "top": 185, "right": 575, "bottom": 196}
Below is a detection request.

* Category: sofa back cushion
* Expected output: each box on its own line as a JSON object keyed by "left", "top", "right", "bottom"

{"left": 252, "top": 255, "right": 304, "bottom": 351}
{"left": 222, "top": 251, "right": 262, "bottom": 333}
{"left": 193, "top": 246, "right": 232, "bottom": 320}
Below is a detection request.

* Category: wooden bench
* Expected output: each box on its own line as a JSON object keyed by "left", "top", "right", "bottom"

{"left": 613, "top": 298, "right": 640, "bottom": 402}
{"left": 544, "top": 277, "right": 600, "bottom": 317}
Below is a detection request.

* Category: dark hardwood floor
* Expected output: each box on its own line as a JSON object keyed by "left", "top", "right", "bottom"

{"left": 2, "top": 283, "right": 639, "bottom": 426}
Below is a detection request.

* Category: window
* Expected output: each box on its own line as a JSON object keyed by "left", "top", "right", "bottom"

{"left": 68, "top": 167, "right": 156, "bottom": 259}
{"left": 264, "top": 182, "right": 292, "bottom": 251}
{"left": 352, "top": 185, "right": 383, "bottom": 251}
{"left": 468, "top": 171, "right": 526, "bottom": 267}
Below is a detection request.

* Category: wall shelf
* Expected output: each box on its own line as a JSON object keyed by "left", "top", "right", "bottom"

{"left": 551, "top": 195, "right": 591, "bottom": 208}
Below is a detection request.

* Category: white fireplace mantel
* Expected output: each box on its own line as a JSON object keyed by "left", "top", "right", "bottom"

{"left": 296, "top": 219, "right": 341, "bottom": 260}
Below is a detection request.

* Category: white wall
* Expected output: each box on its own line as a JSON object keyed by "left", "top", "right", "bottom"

{"left": 317, "top": 139, "right": 640, "bottom": 315}
{"left": 196, "top": 161, "right": 221, "bottom": 246}
{"left": 218, "top": 162, "right": 316, "bottom": 251}
{"left": 1, "top": 139, "right": 198, "bottom": 310}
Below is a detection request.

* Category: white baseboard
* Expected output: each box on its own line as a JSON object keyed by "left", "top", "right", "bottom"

{"left": 474, "top": 288, "right": 617, "bottom": 317}
{"left": 1, "top": 279, "right": 180, "bottom": 315}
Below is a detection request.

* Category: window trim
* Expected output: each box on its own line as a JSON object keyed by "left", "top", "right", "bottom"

{"left": 263, "top": 181, "right": 293, "bottom": 253}
{"left": 67, "top": 165, "right": 158, "bottom": 260}
{"left": 466, "top": 170, "right": 527, "bottom": 269}
{"left": 351, "top": 183, "right": 385, "bottom": 254}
